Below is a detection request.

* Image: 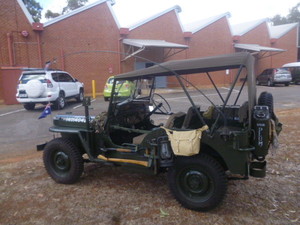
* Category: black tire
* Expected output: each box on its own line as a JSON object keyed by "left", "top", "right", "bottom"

{"left": 167, "top": 154, "right": 227, "bottom": 211}
{"left": 23, "top": 103, "right": 35, "bottom": 110}
{"left": 258, "top": 92, "right": 274, "bottom": 118}
{"left": 284, "top": 83, "right": 289, "bottom": 86}
{"left": 267, "top": 80, "right": 273, "bottom": 87}
{"left": 55, "top": 92, "right": 65, "bottom": 110}
{"left": 43, "top": 138, "right": 84, "bottom": 184}
{"left": 76, "top": 89, "right": 84, "bottom": 102}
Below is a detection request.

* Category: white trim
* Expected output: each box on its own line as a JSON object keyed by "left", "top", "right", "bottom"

{"left": 106, "top": 0, "right": 120, "bottom": 29}
{"left": 44, "top": 0, "right": 114, "bottom": 27}
{"left": 17, "top": 0, "right": 34, "bottom": 24}
{"left": 129, "top": 5, "right": 182, "bottom": 31}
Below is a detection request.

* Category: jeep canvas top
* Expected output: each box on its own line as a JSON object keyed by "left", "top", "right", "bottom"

{"left": 38, "top": 52, "right": 282, "bottom": 211}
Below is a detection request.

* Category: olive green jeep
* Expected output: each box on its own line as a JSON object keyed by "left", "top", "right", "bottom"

{"left": 38, "top": 52, "right": 282, "bottom": 211}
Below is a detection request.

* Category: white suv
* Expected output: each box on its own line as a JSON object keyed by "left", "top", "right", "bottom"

{"left": 16, "top": 69, "right": 84, "bottom": 110}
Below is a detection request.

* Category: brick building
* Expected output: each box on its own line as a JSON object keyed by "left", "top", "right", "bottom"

{"left": 0, "top": 0, "right": 298, "bottom": 104}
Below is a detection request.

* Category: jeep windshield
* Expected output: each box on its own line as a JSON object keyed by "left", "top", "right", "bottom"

{"left": 111, "top": 77, "right": 154, "bottom": 103}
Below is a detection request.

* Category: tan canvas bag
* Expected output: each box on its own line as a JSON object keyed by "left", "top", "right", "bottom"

{"left": 162, "top": 125, "right": 208, "bottom": 156}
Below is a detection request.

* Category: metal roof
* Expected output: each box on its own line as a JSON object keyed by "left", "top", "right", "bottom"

{"left": 128, "top": 6, "right": 182, "bottom": 31}
{"left": 269, "top": 23, "right": 298, "bottom": 39}
{"left": 122, "top": 39, "right": 188, "bottom": 61}
{"left": 231, "top": 18, "right": 269, "bottom": 36}
{"left": 184, "top": 12, "right": 231, "bottom": 34}
{"left": 123, "top": 39, "right": 188, "bottom": 49}
{"left": 234, "top": 43, "right": 285, "bottom": 52}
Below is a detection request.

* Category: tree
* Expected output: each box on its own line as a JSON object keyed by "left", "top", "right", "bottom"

{"left": 271, "top": 3, "right": 300, "bottom": 25}
{"left": 45, "top": 10, "right": 61, "bottom": 19}
{"left": 22, "top": 0, "right": 43, "bottom": 22}
{"left": 62, "top": 0, "right": 88, "bottom": 14}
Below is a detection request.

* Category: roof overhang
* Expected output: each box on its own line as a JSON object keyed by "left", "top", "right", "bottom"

{"left": 122, "top": 39, "right": 188, "bottom": 61}
{"left": 234, "top": 43, "right": 286, "bottom": 59}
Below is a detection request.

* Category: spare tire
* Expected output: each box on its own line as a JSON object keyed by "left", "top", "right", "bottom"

{"left": 26, "top": 80, "right": 45, "bottom": 98}
{"left": 258, "top": 92, "right": 274, "bottom": 118}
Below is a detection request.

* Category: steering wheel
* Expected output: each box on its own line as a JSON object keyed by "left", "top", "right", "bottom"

{"left": 151, "top": 93, "right": 172, "bottom": 115}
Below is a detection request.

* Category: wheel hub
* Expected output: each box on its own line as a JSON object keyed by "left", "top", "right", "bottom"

{"left": 183, "top": 171, "right": 209, "bottom": 194}
{"left": 54, "top": 152, "right": 70, "bottom": 171}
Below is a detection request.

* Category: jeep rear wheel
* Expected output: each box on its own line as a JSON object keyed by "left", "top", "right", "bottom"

{"left": 43, "top": 138, "right": 83, "bottom": 184}
{"left": 168, "top": 154, "right": 227, "bottom": 211}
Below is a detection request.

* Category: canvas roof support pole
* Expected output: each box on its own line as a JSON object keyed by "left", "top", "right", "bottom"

{"left": 175, "top": 74, "right": 207, "bottom": 128}
{"left": 222, "top": 65, "right": 243, "bottom": 110}
{"left": 234, "top": 74, "right": 247, "bottom": 105}
{"left": 206, "top": 72, "right": 225, "bottom": 103}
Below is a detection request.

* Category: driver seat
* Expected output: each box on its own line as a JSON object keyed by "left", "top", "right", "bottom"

{"left": 164, "top": 112, "right": 186, "bottom": 129}
{"left": 182, "top": 106, "right": 201, "bottom": 129}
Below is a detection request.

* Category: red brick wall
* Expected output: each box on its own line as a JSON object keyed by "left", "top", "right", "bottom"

{"left": 238, "top": 23, "right": 271, "bottom": 75}
{"left": 41, "top": 3, "right": 120, "bottom": 94}
{"left": 121, "top": 10, "right": 187, "bottom": 72}
{"left": 185, "top": 17, "right": 234, "bottom": 86}
{"left": 270, "top": 27, "right": 298, "bottom": 67}
{"left": 0, "top": 0, "right": 40, "bottom": 68}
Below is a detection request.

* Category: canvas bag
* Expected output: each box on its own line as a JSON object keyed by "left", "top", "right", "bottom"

{"left": 162, "top": 125, "right": 208, "bottom": 156}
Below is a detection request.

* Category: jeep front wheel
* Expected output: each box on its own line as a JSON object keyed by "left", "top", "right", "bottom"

{"left": 167, "top": 154, "right": 227, "bottom": 211}
{"left": 43, "top": 138, "right": 83, "bottom": 184}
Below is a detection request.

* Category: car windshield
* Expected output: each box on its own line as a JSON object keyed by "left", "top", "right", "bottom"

{"left": 20, "top": 73, "right": 46, "bottom": 84}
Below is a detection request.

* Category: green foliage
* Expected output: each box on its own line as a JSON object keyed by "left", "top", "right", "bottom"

{"left": 22, "top": 0, "right": 43, "bottom": 22}
{"left": 271, "top": 3, "right": 300, "bottom": 25}
{"left": 45, "top": 10, "right": 61, "bottom": 19}
{"left": 62, "top": 0, "right": 88, "bottom": 14}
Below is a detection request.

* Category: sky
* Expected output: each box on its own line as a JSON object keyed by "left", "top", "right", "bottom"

{"left": 39, "top": 0, "right": 300, "bottom": 26}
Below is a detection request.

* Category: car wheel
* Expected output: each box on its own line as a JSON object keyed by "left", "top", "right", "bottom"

{"left": 267, "top": 80, "right": 273, "bottom": 87}
{"left": 167, "top": 154, "right": 227, "bottom": 211}
{"left": 76, "top": 89, "right": 84, "bottom": 102}
{"left": 23, "top": 103, "right": 35, "bottom": 110}
{"left": 284, "top": 83, "right": 289, "bottom": 86}
{"left": 55, "top": 92, "right": 65, "bottom": 110}
{"left": 43, "top": 138, "right": 84, "bottom": 184}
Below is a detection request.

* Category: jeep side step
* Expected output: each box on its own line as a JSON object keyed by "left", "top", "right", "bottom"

{"left": 97, "top": 155, "right": 149, "bottom": 167}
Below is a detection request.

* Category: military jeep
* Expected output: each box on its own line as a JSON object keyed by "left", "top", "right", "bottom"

{"left": 38, "top": 52, "right": 282, "bottom": 211}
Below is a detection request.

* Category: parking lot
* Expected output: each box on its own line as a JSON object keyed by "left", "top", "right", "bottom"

{"left": 0, "top": 84, "right": 300, "bottom": 224}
